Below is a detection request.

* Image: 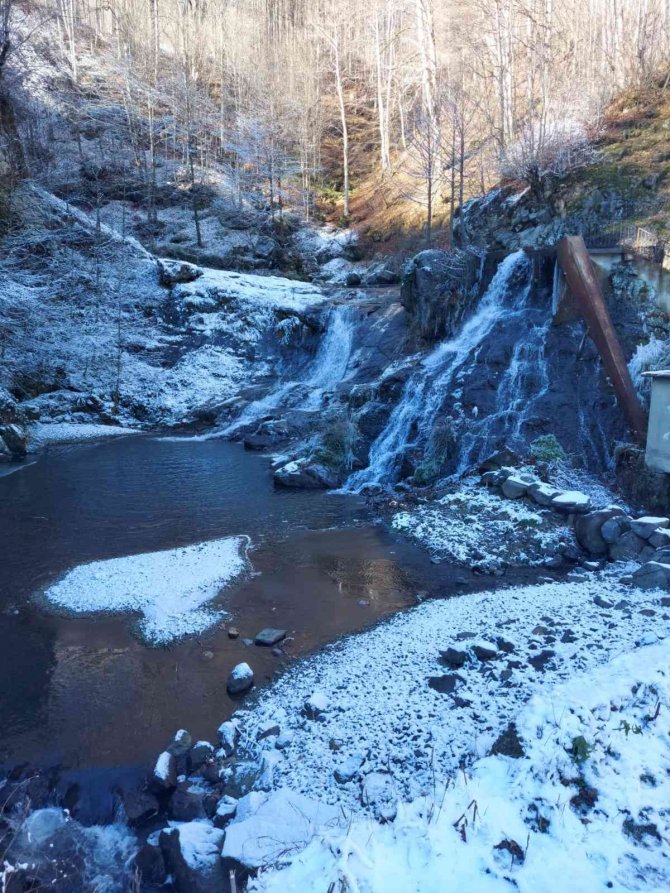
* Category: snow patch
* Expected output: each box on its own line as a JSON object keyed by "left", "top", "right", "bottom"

{"left": 44, "top": 537, "right": 249, "bottom": 644}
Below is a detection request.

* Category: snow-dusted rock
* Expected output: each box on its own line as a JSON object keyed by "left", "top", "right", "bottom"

{"left": 550, "top": 490, "right": 592, "bottom": 514}
{"left": 214, "top": 795, "right": 238, "bottom": 828}
{"left": 501, "top": 474, "right": 531, "bottom": 499}
{"left": 227, "top": 662, "right": 254, "bottom": 696}
{"left": 609, "top": 530, "right": 646, "bottom": 562}
{"left": 361, "top": 771, "right": 397, "bottom": 822}
{"left": 527, "top": 481, "right": 561, "bottom": 506}
{"left": 151, "top": 751, "right": 177, "bottom": 792}
{"left": 168, "top": 728, "right": 192, "bottom": 757}
{"left": 601, "top": 515, "right": 631, "bottom": 544}
{"left": 630, "top": 516, "right": 670, "bottom": 540}
{"left": 303, "top": 691, "right": 329, "bottom": 720}
{"left": 574, "top": 508, "right": 626, "bottom": 557}
{"left": 217, "top": 720, "right": 239, "bottom": 757}
{"left": 222, "top": 789, "right": 341, "bottom": 869}
{"left": 255, "top": 628, "right": 287, "bottom": 647}
{"left": 334, "top": 753, "right": 365, "bottom": 784}
{"left": 273, "top": 459, "right": 338, "bottom": 490}
{"left": 157, "top": 258, "right": 203, "bottom": 287}
{"left": 632, "top": 561, "right": 670, "bottom": 591}
{"left": 648, "top": 528, "right": 670, "bottom": 549}
{"left": 159, "top": 822, "right": 225, "bottom": 893}
{"left": 190, "top": 740, "right": 215, "bottom": 769}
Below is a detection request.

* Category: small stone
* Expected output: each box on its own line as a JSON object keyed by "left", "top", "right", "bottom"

{"left": 528, "top": 650, "right": 555, "bottom": 671}
{"left": 630, "top": 516, "right": 670, "bottom": 539}
{"left": 227, "top": 627, "right": 240, "bottom": 639}
{"left": 255, "top": 628, "right": 287, "bottom": 647}
{"left": 593, "top": 595, "right": 613, "bottom": 609}
{"left": 490, "top": 723, "right": 524, "bottom": 758}
{"left": 560, "top": 629, "right": 577, "bottom": 643}
{"left": 227, "top": 662, "right": 254, "bottom": 695}
{"left": 473, "top": 641, "right": 498, "bottom": 661}
{"left": 428, "top": 674, "right": 462, "bottom": 693}
{"left": 440, "top": 647, "right": 468, "bottom": 668}
{"left": 275, "top": 732, "right": 293, "bottom": 750}
{"left": 304, "top": 691, "right": 329, "bottom": 720}
{"left": 217, "top": 720, "right": 239, "bottom": 757}
{"left": 361, "top": 772, "right": 397, "bottom": 822}
{"left": 242, "top": 637, "right": 254, "bottom": 647}
{"left": 201, "top": 650, "right": 214, "bottom": 661}
{"left": 334, "top": 754, "right": 365, "bottom": 784}
{"left": 256, "top": 722, "right": 280, "bottom": 741}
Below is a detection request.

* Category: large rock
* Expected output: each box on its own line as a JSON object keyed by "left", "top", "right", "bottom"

{"left": 169, "top": 782, "right": 215, "bottom": 822}
{"left": 217, "top": 721, "right": 239, "bottom": 757}
{"left": 501, "top": 474, "right": 532, "bottom": 499}
{"left": 400, "top": 248, "right": 479, "bottom": 341}
{"left": 574, "top": 508, "right": 626, "bottom": 556}
{"left": 609, "top": 530, "right": 646, "bottom": 562}
{"left": 150, "top": 751, "right": 177, "bottom": 793}
{"left": 0, "top": 424, "right": 27, "bottom": 461}
{"left": 527, "top": 481, "right": 561, "bottom": 506}
{"left": 551, "top": 491, "right": 592, "bottom": 514}
{"left": 222, "top": 789, "right": 340, "bottom": 869}
{"left": 273, "top": 459, "right": 338, "bottom": 490}
{"left": 159, "top": 822, "right": 225, "bottom": 893}
{"left": 630, "top": 516, "right": 670, "bottom": 539}
{"left": 631, "top": 561, "right": 670, "bottom": 591}
{"left": 601, "top": 515, "right": 631, "bottom": 544}
{"left": 158, "top": 259, "right": 203, "bottom": 287}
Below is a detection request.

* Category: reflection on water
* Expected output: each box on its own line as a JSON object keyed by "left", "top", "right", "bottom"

{"left": 0, "top": 436, "right": 437, "bottom": 771}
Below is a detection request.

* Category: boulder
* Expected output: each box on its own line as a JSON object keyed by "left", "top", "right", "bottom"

{"left": 648, "top": 528, "right": 670, "bottom": 549}
{"left": 227, "top": 662, "right": 254, "bottom": 696}
{"left": 630, "top": 516, "right": 670, "bottom": 540}
{"left": 159, "top": 822, "right": 225, "bottom": 893}
{"left": 574, "top": 508, "right": 626, "bottom": 556}
{"left": 0, "top": 424, "right": 27, "bottom": 461}
{"left": 273, "top": 459, "right": 339, "bottom": 490}
{"left": 150, "top": 751, "right": 177, "bottom": 793}
{"left": 609, "top": 530, "right": 646, "bottom": 562}
{"left": 120, "top": 787, "right": 160, "bottom": 827}
{"left": 334, "top": 753, "right": 365, "bottom": 784}
{"left": 501, "top": 475, "right": 530, "bottom": 499}
{"left": 527, "top": 482, "right": 561, "bottom": 506}
{"left": 400, "top": 248, "right": 479, "bottom": 341}
{"left": 223, "top": 789, "right": 340, "bottom": 869}
{"left": 169, "top": 783, "right": 215, "bottom": 822}
{"left": 551, "top": 491, "right": 592, "bottom": 514}
{"left": 189, "top": 740, "right": 215, "bottom": 770}
{"left": 158, "top": 259, "right": 203, "bottom": 287}
{"left": 601, "top": 515, "right": 631, "bottom": 544}
{"left": 631, "top": 561, "right": 670, "bottom": 591}
{"left": 168, "top": 729, "right": 192, "bottom": 758}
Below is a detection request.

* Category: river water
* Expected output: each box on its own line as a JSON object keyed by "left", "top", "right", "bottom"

{"left": 0, "top": 434, "right": 454, "bottom": 785}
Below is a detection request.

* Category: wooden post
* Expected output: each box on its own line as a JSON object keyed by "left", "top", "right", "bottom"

{"left": 557, "top": 235, "right": 647, "bottom": 442}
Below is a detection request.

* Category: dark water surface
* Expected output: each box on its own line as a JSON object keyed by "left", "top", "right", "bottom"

{"left": 0, "top": 435, "right": 447, "bottom": 778}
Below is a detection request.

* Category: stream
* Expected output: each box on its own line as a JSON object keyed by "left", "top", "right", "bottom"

{"left": 0, "top": 433, "right": 469, "bottom": 810}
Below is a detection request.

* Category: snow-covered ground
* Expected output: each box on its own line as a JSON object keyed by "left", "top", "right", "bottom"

{"left": 392, "top": 480, "right": 572, "bottom": 569}
{"left": 250, "top": 637, "right": 670, "bottom": 892}
{"left": 43, "top": 537, "right": 249, "bottom": 644}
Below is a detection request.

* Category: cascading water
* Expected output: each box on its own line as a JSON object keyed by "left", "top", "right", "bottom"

{"left": 224, "top": 304, "right": 355, "bottom": 434}
{"left": 347, "top": 251, "right": 531, "bottom": 490}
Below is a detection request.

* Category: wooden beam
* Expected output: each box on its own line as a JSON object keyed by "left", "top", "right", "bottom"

{"left": 556, "top": 235, "right": 647, "bottom": 442}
